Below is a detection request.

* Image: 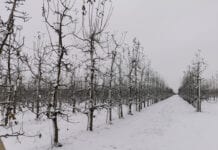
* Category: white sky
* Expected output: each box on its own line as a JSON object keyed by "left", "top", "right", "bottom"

{"left": 1, "top": 0, "right": 218, "bottom": 92}
{"left": 110, "top": 0, "right": 218, "bottom": 92}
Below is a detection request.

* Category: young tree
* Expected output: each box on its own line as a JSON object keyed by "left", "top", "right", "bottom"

{"left": 0, "top": 0, "right": 28, "bottom": 127}
{"left": 22, "top": 33, "right": 50, "bottom": 119}
{"left": 77, "top": 0, "right": 113, "bottom": 131}
{"left": 145, "top": 61, "right": 151, "bottom": 106}
{"left": 192, "top": 50, "right": 206, "bottom": 112}
{"left": 116, "top": 51, "right": 124, "bottom": 118}
{"left": 127, "top": 45, "right": 134, "bottom": 115}
{"left": 1, "top": 25, "right": 25, "bottom": 126}
{"left": 42, "top": 0, "right": 76, "bottom": 146}
{"left": 132, "top": 38, "right": 140, "bottom": 112}
{"left": 126, "top": 38, "right": 141, "bottom": 114}
{"left": 106, "top": 34, "right": 123, "bottom": 124}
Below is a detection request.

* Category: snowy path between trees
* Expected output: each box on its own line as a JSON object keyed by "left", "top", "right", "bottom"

{"left": 3, "top": 95, "right": 218, "bottom": 150}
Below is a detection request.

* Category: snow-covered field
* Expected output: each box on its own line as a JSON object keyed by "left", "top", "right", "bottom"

{"left": 2, "top": 95, "right": 218, "bottom": 150}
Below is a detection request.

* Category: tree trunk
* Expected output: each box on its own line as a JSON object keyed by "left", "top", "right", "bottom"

{"left": 87, "top": 38, "right": 95, "bottom": 131}
{"left": 72, "top": 98, "right": 76, "bottom": 113}
{"left": 87, "top": 107, "right": 94, "bottom": 131}
{"left": 107, "top": 89, "right": 112, "bottom": 124}
{"left": 118, "top": 102, "right": 123, "bottom": 119}
{"left": 36, "top": 74, "right": 41, "bottom": 119}
{"left": 128, "top": 102, "right": 133, "bottom": 115}
{"left": 52, "top": 112, "right": 62, "bottom": 147}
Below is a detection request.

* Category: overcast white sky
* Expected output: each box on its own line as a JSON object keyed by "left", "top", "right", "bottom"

{"left": 110, "top": 0, "right": 218, "bottom": 91}
{"left": 1, "top": 0, "right": 218, "bottom": 91}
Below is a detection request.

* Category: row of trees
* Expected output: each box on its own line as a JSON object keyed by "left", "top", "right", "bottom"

{"left": 179, "top": 50, "right": 206, "bottom": 112}
{"left": 179, "top": 50, "right": 212, "bottom": 112}
{"left": 0, "top": 0, "right": 174, "bottom": 147}
{"left": 179, "top": 50, "right": 218, "bottom": 112}
{"left": 204, "top": 74, "right": 218, "bottom": 100}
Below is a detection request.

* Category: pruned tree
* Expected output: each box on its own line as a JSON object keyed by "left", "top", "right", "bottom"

{"left": 0, "top": 25, "right": 25, "bottom": 126}
{"left": 76, "top": 0, "right": 113, "bottom": 131}
{"left": 132, "top": 38, "right": 142, "bottom": 112}
{"left": 106, "top": 34, "right": 124, "bottom": 124}
{"left": 116, "top": 49, "right": 125, "bottom": 119}
{"left": 42, "top": 0, "right": 76, "bottom": 146}
{"left": 193, "top": 50, "right": 206, "bottom": 112}
{"left": 22, "top": 32, "right": 50, "bottom": 119}
{"left": 125, "top": 38, "right": 141, "bottom": 114}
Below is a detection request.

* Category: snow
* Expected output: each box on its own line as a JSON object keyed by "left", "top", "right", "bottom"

{"left": 2, "top": 95, "right": 218, "bottom": 150}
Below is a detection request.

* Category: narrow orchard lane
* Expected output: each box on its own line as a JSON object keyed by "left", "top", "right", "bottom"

{"left": 60, "top": 95, "right": 218, "bottom": 150}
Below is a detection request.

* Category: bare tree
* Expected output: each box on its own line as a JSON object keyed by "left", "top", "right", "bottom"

{"left": 42, "top": 0, "right": 76, "bottom": 146}
{"left": 127, "top": 45, "right": 134, "bottom": 115}
{"left": 132, "top": 38, "right": 141, "bottom": 112}
{"left": 1, "top": 26, "right": 25, "bottom": 126}
{"left": 193, "top": 50, "right": 206, "bottom": 112}
{"left": 77, "top": 0, "right": 113, "bottom": 131}
{"left": 116, "top": 51, "right": 124, "bottom": 118}
{"left": 22, "top": 33, "right": 50, "bottom": 119}
{"left": 106, "top": 34, "right": 122, "bottom": 124}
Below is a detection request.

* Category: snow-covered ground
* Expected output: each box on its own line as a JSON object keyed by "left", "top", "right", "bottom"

{"left": 2, "top": 95, "right": 218, "bottom": 150}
